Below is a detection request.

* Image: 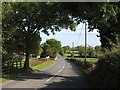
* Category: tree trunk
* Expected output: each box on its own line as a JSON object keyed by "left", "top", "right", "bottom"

{"left": 23, "top": 52, "right": 30, "bottom": 69}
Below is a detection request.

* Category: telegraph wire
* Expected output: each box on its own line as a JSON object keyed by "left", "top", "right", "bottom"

{"left": 75, "top": 23, "right": 84, "bottom": 47}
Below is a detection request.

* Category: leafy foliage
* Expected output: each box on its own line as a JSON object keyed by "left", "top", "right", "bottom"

{"left": 41, "top": 39, "right": 62, "bottom": 58}
{"left": 2, "top": 2, "right": 120, "bottom": 69}
{"left": 76, "top": 46, "right": 85, "bottom": 57}
{"left": 87, "top": 47, "right": 96, "bottom": 57}
{"left": 2, "top": 2, "right": 75, "bottom": 68}
{"left": 94, "top": 45, "right": 102, "bottom": 57}
{"left": 87, "top": 48, "right": 120, "bottom": 88}
{"left": 60, "top": 2, "right": 120, "bottom": 49}
{"left": 62, "top": 45, "right": 70, "bottom": 53}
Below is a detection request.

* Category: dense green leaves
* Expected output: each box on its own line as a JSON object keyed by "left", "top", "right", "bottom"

{"left": 2, "top": 2, "right": 120, "bottom": 68}
{"left": 60, "top": 2, "right": 120, "bottom": 49}
{"left": 87, "top": 47, "right": 96, "bottom": 57}
{"left": 2, "top": 2, "right": 76, "bottom": 68}
{"left": 90, "top": 48, "right": 120, "bottom": 88}
{"left": 62, "top": 46, "right": 70, "bottom": 53}
{"left": 76, "top": 46, "right": 85, "bottom": 57}
{"left": 41, "top": 39, "right": 62, "bottom": 58}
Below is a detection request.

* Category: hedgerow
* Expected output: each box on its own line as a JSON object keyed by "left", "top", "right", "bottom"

{"left": 87, "top": 49, "right": 120, "bottom": 88}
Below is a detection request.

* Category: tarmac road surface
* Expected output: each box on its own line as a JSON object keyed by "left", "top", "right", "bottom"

{"left": 2, "top": 55, "right": 86, "bottom": 89}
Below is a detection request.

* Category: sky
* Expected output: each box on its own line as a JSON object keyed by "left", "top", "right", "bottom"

{"left": 40, "top": 23, "right": 101, "bottom": 48}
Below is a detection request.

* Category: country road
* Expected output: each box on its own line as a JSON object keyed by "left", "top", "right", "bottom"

{"left": 2, "top": 55, "right": 86, "bottom": 89}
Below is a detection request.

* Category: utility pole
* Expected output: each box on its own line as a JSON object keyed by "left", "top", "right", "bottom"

{"left": 72, "top": 42, "right": 74, "bottom": 49}
{"left": 71, "top": 42, "right": 74, "bottom": 57}
{"left": 84, "top": 21, "right": 87, "bottom": 63}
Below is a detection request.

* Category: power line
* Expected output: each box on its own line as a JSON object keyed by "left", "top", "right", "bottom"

{"left": 75, "top": 23, "right": 84, "bottom": 46}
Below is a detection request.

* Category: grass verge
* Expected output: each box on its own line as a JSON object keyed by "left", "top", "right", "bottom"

{"left": 0, "top": 78, "right": 9, "bottom": 83}
{"left": 1, "top": 61, "right": 54, "bottom": 83}
{"left": 1, "top": 68, "right": 34, "bottom": 84}
{"left": 32, "top": 62, "right": 54, "bottom": 72}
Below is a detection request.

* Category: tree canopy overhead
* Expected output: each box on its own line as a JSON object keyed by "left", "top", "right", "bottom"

{"left": 2, "top": 2, "right": 77, "bottom": 68}
{"left": 2, "top": 2, "right": 120, "bottom": 68}
{"left": 60, "top": 2, "right": 120, "bottom": 49}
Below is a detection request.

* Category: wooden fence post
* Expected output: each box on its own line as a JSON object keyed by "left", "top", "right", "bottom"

{"left": 16, "top": 61, "right": 18, "bottom": 69}
{"left": 20, "top": 60, "right": 22, "bottom": 69}
{"left": 7, "top": 62, "right": 10, "bottom": 73}
{"left": 12, "top": 61, "right": 14, "bottom": 71}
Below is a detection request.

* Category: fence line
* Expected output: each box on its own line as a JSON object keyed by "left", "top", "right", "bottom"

{"left": 2, "top": 60, "right": 25, "bottom": 74}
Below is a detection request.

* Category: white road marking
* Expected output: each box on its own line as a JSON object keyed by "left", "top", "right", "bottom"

{"left": 63, "top": 63, "right": 65, "bottom": 68}
{"left": 58, "top": 69, "right": 63, "bottom": 73}
{"left": 46, "top": 76, "right": 55, "bottom": 82}
{"left": 45, "top": 62, "right": 65, "bottom": 82}
{"left": 54, "top": 73, "right": 57, "bottom": 75}
{"left": 58, "top": 63, "right": 65, "bottom": 73}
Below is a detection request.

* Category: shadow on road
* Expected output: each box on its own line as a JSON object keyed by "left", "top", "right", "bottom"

{"left": 3, "top": 57, "right": 87, "bottom": 88}
{"left": 42, "top": 76, "right": 86, "bottom": 88}
{"left": 14, "top": 60, "right": 86, "bottom": 88}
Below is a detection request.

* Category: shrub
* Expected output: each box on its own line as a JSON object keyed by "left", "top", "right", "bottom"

{"left": 50, "top": 53, "right": 57, "bottom": 58}
{"left": 40, "top": 53, "right": 48, "bottom": 58}
{"left": 88, "top": 49, "right": 120, "bottom": 88}
{"left": 71, "top": 53, "right": 74, "bottom": 57}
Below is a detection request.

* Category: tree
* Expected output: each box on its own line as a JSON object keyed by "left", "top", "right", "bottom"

{"left": 87, "top": 47, "right": 95, "bottom": 57}
{"left": 76, "top": 46, "right": 85, "bottom": 57}
{"left": 46, "top": 39, "right": 62, "bottom": 53}
{"left": 41, "top": 43, "right": 51, "bottom": 58}
{"left": 60, "top": 2, "right": 120, "bottom": 49}
{"left": 41, "top": 39, "right": 62, "bottom": 58}
{"left": 2, "top": 2, "right": 76, "bottom": 69}
{"left": 2, "top": 3, "right": 16, "bottom": 62}
{"left": 3, "top": 2, "right": 120, "bottom": 69}
{"left": 62, "top": 45, "right": 70, "bottom": 53}
{"left": 95, "top": 45, "right": 102, "bottom": 56}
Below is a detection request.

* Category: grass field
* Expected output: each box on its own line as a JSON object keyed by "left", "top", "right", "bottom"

{"left": 64, "top": 53, "right": 98, "bottom": 63}
{"left": 64, "top": 53, "right": 71, "bottom": 57}
{"left": 64, "top": 53, "right": 79, "bottom": 57}
{"left": 74, "top": 54, "right": 79, "bottom": 56}
{"left": 77, "top": 58, "right": 98, "bottom": 63}
{"left": 66, "top": 51, "right": 79, "bottom": 53}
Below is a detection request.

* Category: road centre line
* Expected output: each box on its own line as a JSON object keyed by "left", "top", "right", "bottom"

{"left": 33, "top": 61, "right": 65, "bottom": 90}
{"left": 46, "top": 76, "right": 54, "bottom": 82}
{"left": 45, "top": 62, "right": 65, "bottom": 82}
{"left": 58, "top": 69, "right": 63, "bottom": 73}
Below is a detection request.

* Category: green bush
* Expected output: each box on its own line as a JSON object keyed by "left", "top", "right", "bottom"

{"left": 50, "top": 53, "right": 57, "bottom": 58}
{"left": 71, "top": 53, "right": 74, "bottom": 57}
{"left": 88, "top": 49, "right": 120, "bottom": 88}
{"left": 40, "top": 53, "right": 47, "bottom": 58}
